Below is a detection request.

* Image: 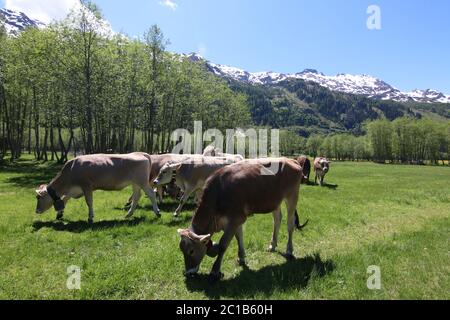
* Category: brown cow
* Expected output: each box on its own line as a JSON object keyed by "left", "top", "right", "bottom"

{"left": 296, "top": 155, "right": 311, "bottom": 183}
{"left": 35, "top": 153, "right": 160, "bottom": 223}
{"left": 314, "top": 157, "right": 331, "bottom": 186}
{"left": 177, "top": 158, "right": 308, "bottom": 280}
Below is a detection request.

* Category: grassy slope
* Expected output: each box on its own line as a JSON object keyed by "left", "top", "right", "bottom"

{"left": 0, "top": 159, "right": 448, "bottom": 300}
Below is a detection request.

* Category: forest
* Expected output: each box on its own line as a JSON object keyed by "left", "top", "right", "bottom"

{"left": 280, "top": 117, "right": 450, "bottom": 164}
{"left": 0, "top": 4, "right": 250, "bottom": 163}
{"left": 1, "top": 3, "right": 449, "bottom": 165}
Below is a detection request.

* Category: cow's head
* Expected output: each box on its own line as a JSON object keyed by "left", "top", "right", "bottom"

{"left": 153, "top": 162, "right": 181, "bottom": 186}
{"left": 319, "top": 158, "right": 331, "bottom": 173}
{"left": 177, "top": 228, "right": 211, "bottom": 276}
{"left": 35, "top": 185, "right": 53, "bottom": 214}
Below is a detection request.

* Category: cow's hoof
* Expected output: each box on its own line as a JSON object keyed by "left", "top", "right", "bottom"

{"left": 173, "top": 212, "right": 180, "bottom": 218}
{"left": 155, "top": 212, "right": 162, "bottom": 219}
{"left": 268, "top": 245, "right": 276, "bottom": 253}
{"left": 88, "top": 219, "right": 94, "bottom": 225}
{"left": 284, "top": 253, "right": 295, "bottom": 261}
{"left": 236, "top": 258, "right": 247, "bottom": 267}
{"left": 123, "top": 203, "right": 131, "bottom": 210}
{"left": 208, "top": 272, "right": 224, "bottom": 283}
{"left": 125, "top": 213, "right": 133, "bottom": 219}
{"left": 56, "top": 213, "right": 64, "bottom": 220}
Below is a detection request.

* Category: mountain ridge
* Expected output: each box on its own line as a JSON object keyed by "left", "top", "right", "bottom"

{"left": 188, "top": 53, "right": 449, "bottom": 104}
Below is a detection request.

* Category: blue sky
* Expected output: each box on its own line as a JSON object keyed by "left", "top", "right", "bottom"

{"left": 2, "top": 0, "right": 450, "bottom": 93}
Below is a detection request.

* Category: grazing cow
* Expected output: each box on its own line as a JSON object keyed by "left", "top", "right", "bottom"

{"left": 124, "top": 154, "right": 205, "bottom": 208}
{"left": 177, "top": 158, "right": 308, "bottom": 281}
{"left": 153, "top": 156, "right": 241, "bottom": 217}
{"left": 296, "top": 155, "right": 311, "bottom": 183}
{"left": 314, "top": 157, "right": 331, "bottom": 186}
{"left": 35, "top": 153, "right": 160, "bottom": 223}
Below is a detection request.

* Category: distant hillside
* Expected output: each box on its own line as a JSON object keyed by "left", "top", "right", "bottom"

{"left": 228, "top": 77, "right": 449, "bottom": 136}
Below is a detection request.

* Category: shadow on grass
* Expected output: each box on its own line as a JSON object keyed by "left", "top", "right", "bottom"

{"left": 322, "top": 183, "right": 339, "bottom": 190}
{"left": 117, "top": 200, "right": 198, "bottom": 213}
{"left": 156, "top": 201, "right": 198, "bottom": 213}
{"left": 164, "top": 214, "right": 193, "bottom": 227}
{"left": 305, "top": 181, "right": 339, "bottom": 190}
{"left": 185, "top": 253, "right": 334, "bottom": 299}
{"left": 2, "top": 160, "right": 62, "bottom": 188}
{"left": 32, "top": 216, "right": 146, "bottom": 233}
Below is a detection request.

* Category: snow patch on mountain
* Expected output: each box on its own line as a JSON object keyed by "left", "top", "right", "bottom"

{"left": 1, "top": 6, "right": 115, "bottom": 39}
{"left": 193, "top": 54, "right": 449, "bottom": 104}
{"left": 0, "top": 8, "right": 45, "bottom": 35}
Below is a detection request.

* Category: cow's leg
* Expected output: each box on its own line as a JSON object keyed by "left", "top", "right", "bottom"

{"left": 210, "top": 224, "right": 238, "bottom": 281}
{"left": 142, "top": 185, "right": 161, "bottom": 218}
{"left": 82, "top": 187, "right": 94, "bottom": 224}
{"left": 125, "top": 185, "right": 141, "bottom": 219}
{"left": 285, "top": 193, "right": 299, "bottom": 259}
{"left": 235, "top": 225, "right": 246, "bottom": 266}
{"left": 269, "top": 207, "right": 282, "bottom": 252}
{"left": 194, "top": 189, "right": 203, "bottom": 205}
{"left": 157, "top": 186, "right": 164, "bottom": 204}
{"left": 314, "top": 172, "right": 318, "bottom": 185}
{"left": 124, "top": 195, "right": 133, "bottom": 209}
{"left": 174, "top": 185, "right": 195, "bottom": 217}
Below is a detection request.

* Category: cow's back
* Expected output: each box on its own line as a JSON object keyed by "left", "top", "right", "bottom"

{"left": 202, "top": 158, "right": 302, "bottom": 216}
{"left": 69, "top": 154, "right": 150, "bottom": 190}
{"left": 177, "top": 157, "right": 239, "bottom": 183}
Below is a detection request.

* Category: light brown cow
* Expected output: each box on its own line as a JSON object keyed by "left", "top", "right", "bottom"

{"left": 124, "top": 154, "right": 203, "bottom": 207}
{"left": 177, "top": 158, "right": 308, "bottom": 280}
{"left": 153, "top": 156, "right": 242, "bottom": 217}
{"left": 35, "top": 153, "right": 160, "bottom": 223}
{"left": 314, "top": 157, "right": 331, "bottom": 186}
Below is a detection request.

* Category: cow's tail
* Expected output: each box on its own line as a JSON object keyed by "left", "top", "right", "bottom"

{"left": 294, "top": 210, "right": 309, "bottom": 231}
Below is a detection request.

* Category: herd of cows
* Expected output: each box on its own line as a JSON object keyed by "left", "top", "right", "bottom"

{"left": 34, "top": 147, "right": 332, "bottom": 281}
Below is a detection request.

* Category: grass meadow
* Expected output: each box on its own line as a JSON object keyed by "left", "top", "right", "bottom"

{"left": 0, "top": 158, "right": 449, "bottom": 300}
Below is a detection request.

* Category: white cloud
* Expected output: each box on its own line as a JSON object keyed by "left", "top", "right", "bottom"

{"left": 5, "top": 0, "right": 81, "bottom": 24}
{"left": 159, "top": 0, "right": 178, "bottom": 11}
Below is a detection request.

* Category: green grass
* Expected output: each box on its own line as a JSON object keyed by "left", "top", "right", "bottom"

{"left": 0, "top": 158, "right": 449, "bottom": 300}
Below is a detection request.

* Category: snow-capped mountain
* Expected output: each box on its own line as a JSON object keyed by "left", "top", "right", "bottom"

{"left": 0, "top": 8, "right": 45, "bottom": 35}
{"left": 0, "top": 6, "right": 115, "bottom": 38}
{"left": 186, "top": 54, "right": 450, "bottom": 104}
